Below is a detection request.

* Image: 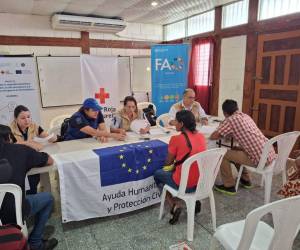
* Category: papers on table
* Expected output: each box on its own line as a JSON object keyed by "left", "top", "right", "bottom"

{"left": 149, "top": 127, "right": 168, "bottom": 136}
{"left": 198, "top": 125, "right": 217, "bottom": 135}
{"left": 130, "top": 119, "right": 149, "bottom": 134}
{"left": 33, "top": 133, "right": 55, "bottom": 144}
{"left": 125, "top": 131, "right": 140, "bottom": 140}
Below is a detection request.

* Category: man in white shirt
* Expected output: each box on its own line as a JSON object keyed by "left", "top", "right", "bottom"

{"left": 169, "top": 88, "right": 208, "bottom": 126}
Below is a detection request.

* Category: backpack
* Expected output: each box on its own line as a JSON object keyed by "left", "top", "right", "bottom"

{"left": 0, "top": 224, "right": 29, "bottom": 250}
{"left": 58, "top": 118, "right": 70, "bottom": 141}
{"left": 143, "top": 105, "right": 157, "bottom": 126}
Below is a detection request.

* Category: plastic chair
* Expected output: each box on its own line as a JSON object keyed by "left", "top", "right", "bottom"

{"left": 0, "top": 184, "right": 28, "bottom": 237}
{"left": 210, "top": 195, "right": 300, "bottom": 250}
{"left": 235, "top": 131, "right": 300, "bottom": 204}
{"left": 137, "top": 102, "right": 157, "bottom": 114}
{"left": 159, "top": 148, "right": 227, "bottom": 241}
{"left": 48, "top": 114, "right": 70, "bottom": 135}
{"left": 156, "top": 113, "right": 173, "bottom": 130}
{"left": 132, "top": 91, "right": 149, "bottom": 102}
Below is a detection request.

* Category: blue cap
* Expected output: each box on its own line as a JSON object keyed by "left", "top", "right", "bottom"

{"left": 82, "top": 98, "right": 102, "bottom": 111}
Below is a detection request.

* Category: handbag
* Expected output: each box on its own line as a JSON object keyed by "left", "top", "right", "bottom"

{"left": 163, "top": 130, "right": 192, "bottom": 172}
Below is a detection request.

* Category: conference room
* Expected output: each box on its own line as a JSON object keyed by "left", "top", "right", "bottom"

{"left": 0, "top": 0, "right": 300, "bottom": 249}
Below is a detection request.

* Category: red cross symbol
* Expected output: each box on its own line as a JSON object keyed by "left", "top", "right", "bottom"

{"left": 95, "top": 88, "right": 110, "bottom": 104}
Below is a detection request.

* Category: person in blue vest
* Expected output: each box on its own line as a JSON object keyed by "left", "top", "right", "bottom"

{"left": 64, "top": 98, "right": 125, "bottom": 141}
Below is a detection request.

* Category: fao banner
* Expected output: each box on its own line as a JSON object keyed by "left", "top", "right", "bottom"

{"left": 151, "top": 44, "right": 190, "bottom": 115}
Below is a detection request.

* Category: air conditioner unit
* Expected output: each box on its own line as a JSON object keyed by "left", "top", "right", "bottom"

{"left": 51, "top": 14, "right": 126, "bottom": 33}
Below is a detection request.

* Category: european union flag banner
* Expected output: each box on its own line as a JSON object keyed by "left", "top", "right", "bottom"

{"left": 93, "top": 140, "right": 168, "bottom": 187}
{"left": 54, "top": 139, "right": 168, "bottom": 223}
{"left": 151, "top": 44, "right": 190, "bottom": 115}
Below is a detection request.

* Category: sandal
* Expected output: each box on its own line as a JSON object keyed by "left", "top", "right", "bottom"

{"left": 169, "top": 207, "right": 182, "bottom": 225}
{"left": 195, "top": 200, "right": 201, "bottom": 214}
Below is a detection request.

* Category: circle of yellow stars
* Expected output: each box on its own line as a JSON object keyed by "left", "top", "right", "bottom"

{"left": 117, "top": 144, "right": 154, "bottom": 175}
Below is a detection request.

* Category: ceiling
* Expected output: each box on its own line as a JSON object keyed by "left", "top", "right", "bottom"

{"left": 0, "top": 0, "right": 238, "bottom": 25}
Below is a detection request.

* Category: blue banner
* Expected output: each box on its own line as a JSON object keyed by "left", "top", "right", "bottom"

{"left": 93, "top": 140, "right": 168, "bottom": 187}
{"left": 151, "top": 44, "right": 190, "bottom": 115}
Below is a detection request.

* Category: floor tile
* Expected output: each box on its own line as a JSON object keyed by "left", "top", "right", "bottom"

{"left": 40, "top": 170, "right": 300, "bottom": 250}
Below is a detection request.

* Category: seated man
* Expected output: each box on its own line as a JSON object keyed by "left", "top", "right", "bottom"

{"left": 169, "top": 88, "right": 208, "bottom": 126}
{"left": 0, "top": 125, "right": 58, "bottom": 250}
{"left": 210, "top": 99, "right": 276, "bottom": 195}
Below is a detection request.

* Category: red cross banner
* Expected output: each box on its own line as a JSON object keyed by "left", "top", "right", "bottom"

{"left": 80, "top": 55, "right": 119, "bottom": 126}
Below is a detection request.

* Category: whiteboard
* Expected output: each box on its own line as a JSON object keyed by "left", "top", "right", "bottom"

{"left": 37, "top": 56, "right": 82, "bottom": 107}
{"left": 118, "top": 57, "right": 131, "bottom": 101}
{"left": 37, "top": 56, "right": 131, "bottom": 107}
{"left": 132, "top": 57, "right": 151, "bottom": 92}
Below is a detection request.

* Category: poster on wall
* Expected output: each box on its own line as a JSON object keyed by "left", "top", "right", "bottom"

{"left": 0, "top": 56, "right": 41, "bottom": 125}
{"left": 80, "top": 55, "right": 119, "bottom": 126}
{"left": 151, "top": 44, "right": 190, "bottom": 115}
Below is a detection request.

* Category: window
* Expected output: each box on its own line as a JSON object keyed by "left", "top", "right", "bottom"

{"left": 222, "top": 0, "right": 249, "bottom": 28}
{"left": 187, "top": 10, "right": 215, "bottom": 37}
{"left": 163, "top": 20, "right": 186, "bottom": 41}
{"left": 258, "top": 0, "right": 300, "bottom": 20}
{"left": 163, "top": 9, "right": 215, "bottom": 41}
{"left": 194, "top": 42, "right": 212, "bottom": 86}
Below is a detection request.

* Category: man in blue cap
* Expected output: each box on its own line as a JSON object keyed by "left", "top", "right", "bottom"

{"left": 64, "top": 98, "right": 125, "bottom": 141}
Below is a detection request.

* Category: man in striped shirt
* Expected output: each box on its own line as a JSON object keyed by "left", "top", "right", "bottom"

{"left": 210, "top": 99, "right": 276, "bottom": 195}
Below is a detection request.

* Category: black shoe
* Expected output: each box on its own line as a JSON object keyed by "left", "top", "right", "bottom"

{"left": 43, "top": 225, "right": 55, "bottom": 241}
{"left": 240, "top": 179, "right": 253, "bottom": 189}
{"left": 170, "top": 204, "right": 176, "bottom": 215}
{"left": 169, "top": 207, "right": 182, "bottom": 225}
{"left": 195, "top": 201, "right": 201, "bottom": 214}
{"left": 43, "top": 238, "right": 58, "bottom": 250}
{"left": 214, "top": 185, "right": 236, "bottom": 195}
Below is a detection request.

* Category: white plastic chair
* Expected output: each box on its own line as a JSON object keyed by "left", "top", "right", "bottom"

{"left": 0, "top": 184, "right": 28, "bottom": 237}
{"left": 48, "top": 114, "right": 70, "bottom": 135}
{"left": 235, "top": 131, "right": 300, "bottom": 204}
{"left": 132, "top": 91, "right": 149, "bottom": 102}
{"left": 159, "top": 148, "right": 227, "bottom": 241}
{"left": 210, "top": 195, "right": 300, "bottom": 250}
{"left": 137, "top": 102, "right": 157, "bottom": 114}
{"left": 156, "top": 113, "right": 172, "bottom": 130}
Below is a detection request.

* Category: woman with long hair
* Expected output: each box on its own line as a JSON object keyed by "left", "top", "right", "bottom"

{"left": 154, "top": 110, "right": 206, "bottom": 224}
{"left": 11, "top": 105, "right": 56, "bottom": 151}
{"left": 10, "top": 105, "right": 57, "bottom": 194}
{"left": 110, "top": 96, "right": 150, "bottom": 134}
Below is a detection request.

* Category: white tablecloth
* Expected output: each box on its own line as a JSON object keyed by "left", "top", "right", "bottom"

{"left": 28, "top": 122, "right": 220, "bottom": 222}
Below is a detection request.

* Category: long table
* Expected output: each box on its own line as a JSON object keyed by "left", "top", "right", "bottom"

{"left": 28, "top": 121, "right": 220, "bottom": 177}
{"left": 27, "top": 121, "right": 220, "bottom": 222}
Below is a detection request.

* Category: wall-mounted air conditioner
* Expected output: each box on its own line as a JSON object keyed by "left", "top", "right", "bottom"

{"left": 51, "top": 14, "right": 126, "bottom": 33}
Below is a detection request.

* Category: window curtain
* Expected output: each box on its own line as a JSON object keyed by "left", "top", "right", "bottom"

{"left": 188, "top": 38, "right": 214, "bottom": 113}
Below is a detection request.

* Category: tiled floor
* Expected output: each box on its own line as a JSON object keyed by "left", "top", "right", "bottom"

{"left": 44, "top": 173, "right": 300, "bottom": 250}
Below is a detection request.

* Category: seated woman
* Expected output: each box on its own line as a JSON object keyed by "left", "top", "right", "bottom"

{"left": 11, "top": 105, "right": 56, "bottom": 151}
{"left": 64, "top": 98, "right": 125, "bottom": 141}
{"left": 154, "top": 110, "right": 206, "bottom": 224}
{"left": 110, "top": 96, "right": 150, "bottom": 134}
{"left": 10, "top": 105, "right": 57, "bottom": 194}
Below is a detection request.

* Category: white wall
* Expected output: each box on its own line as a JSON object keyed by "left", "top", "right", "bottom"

{"left": 0, "top": 13, "right": 163, "bottom": 42}
{"left": 0, "top": 13, "right": 161, "bottom": 129}
{"left": 218, "top": 35, "right": 247, "bottom": 117}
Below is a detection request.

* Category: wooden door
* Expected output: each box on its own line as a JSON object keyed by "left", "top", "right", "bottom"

{"left": 253, "top": 30, "right": 300, "bottom": 137}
